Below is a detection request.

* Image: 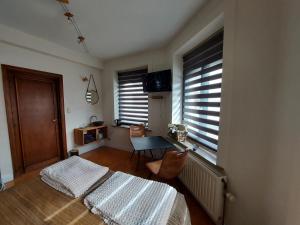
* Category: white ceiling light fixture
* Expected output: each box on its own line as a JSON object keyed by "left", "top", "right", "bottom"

{"left": 56, "top": 0, "right": 89, "bottom": 53}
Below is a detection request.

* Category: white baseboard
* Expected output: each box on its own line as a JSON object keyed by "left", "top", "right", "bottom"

{"left": 76, "top": 140, "right": 105, "bottom": 155}
{"left": 2, "top": 174, "right": 14, "bottom": 183}
{"left": 104, "top": 141, "right": 131, "bottom": 152}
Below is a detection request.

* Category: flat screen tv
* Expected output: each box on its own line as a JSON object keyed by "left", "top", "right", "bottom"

{"left": 143, "top": 70, "right": 172, "bottom": 92}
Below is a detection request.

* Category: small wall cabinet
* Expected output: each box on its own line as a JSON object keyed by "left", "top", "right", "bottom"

{"left": 74, "top": 126, "right": 108, "bottom": 146}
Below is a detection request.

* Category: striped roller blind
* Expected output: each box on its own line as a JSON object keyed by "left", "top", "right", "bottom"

{"left": 118, "top": 68, "right": 148, "bottom": 126}
{"left": 182, "top": 30, "right": 224, "bottom": 151}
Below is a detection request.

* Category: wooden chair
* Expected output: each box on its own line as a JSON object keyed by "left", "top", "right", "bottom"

{"left": 146, "top": 149, "right": 188, "bottom": 180}
{"left": 129, "top": 125, "right": 150, "bottom": 159}
{"left": 129, "top": 124, "right": 145, "bottom": 137}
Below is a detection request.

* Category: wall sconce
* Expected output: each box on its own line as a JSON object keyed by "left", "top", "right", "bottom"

{"left": 81, "top": 76, "right": 88, "bottom": 82}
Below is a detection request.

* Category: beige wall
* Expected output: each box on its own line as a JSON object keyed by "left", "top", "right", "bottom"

{"left": 1, "top": 0, "right": 299, "bottom": 224}
{"left": 265, "top": 0, "right": 300, "bottom": 224}
{"left": 99, "top": 1, "right": 300, "bottom": 223}
{"left": 100, "top": 0, "right": 225, "bottom": 153}
{"left": 0, "top": 26, "right": 104, "bottom": 182}
{"left": 218, "top": 0, "right": 280, "bottom": 224}
{"left": 168, "top": 0, "right": 300, "bottom": 224}
{"left": 102, "top": 49, "right": 171, "bottom": 151}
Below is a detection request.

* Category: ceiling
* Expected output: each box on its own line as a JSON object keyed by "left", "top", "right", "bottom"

{"left": 0, "top": 0, "right": 206, "bottom": 60}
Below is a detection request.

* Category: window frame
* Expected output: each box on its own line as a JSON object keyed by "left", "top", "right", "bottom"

{"left": 182, "top": 30, "right": 224, "bottom": 152}
{"left": 117, "top": 68, "right": 149, "bottom": 127}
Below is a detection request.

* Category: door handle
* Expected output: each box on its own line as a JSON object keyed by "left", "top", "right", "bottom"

{"left": 52, "top": 119, "right": 57, "bottom": 122}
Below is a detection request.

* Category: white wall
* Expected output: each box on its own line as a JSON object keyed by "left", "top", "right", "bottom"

{"left": 217, "top": 0, "right": 280, "bottom": 224}
{"left": 265, "top": 1, "right": 300, "bottom": 224}
{"left": 167, "top": 0, "right": 299, "bottom": 224}
{"left": 102, "top": 49, "right": 171, "bottom": 151}
{"left": 217, "top": 0, "right": 300, "bottom": 224}
{"left": 0, "top": 26, "right": 104, "bottom": 182}
{"left": 100, "top": 0, "right": 225, "bottom": 153}
{"left": 1, "top": 1, "right": 299, "bottom": 224}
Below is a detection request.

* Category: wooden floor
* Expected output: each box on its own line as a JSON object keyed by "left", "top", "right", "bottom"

{"left": 6, "top": 146, "right": 214, "bottom": 225}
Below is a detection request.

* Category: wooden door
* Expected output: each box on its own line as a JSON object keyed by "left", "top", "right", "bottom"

{"left": 2, "top": 65, "right": 67, "bottom": 177}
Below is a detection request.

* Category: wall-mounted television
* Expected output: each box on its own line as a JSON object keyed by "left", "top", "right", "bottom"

{"left": 143, "top": 69, "right": 172, "bottom": 92}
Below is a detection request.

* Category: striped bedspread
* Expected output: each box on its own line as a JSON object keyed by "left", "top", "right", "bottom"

{"left": 40, "top": 156, "right": 109, "bottom": 198}
{"left": 84, "top": 172, "right": 178, "bottom": 225}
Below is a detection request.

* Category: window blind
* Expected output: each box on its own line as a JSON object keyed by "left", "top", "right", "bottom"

{"left": 118, "top": 68, "right": 148, "bottom": 126}
{"left": 182, "top": 30, "right": 224, "bottom": 151}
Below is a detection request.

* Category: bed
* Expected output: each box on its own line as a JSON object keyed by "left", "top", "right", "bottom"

{"left": 0, "top": 171, "right": 191, "bottom": 225}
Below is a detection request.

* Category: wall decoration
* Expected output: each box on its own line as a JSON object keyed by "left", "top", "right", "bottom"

{"left": 85, "top": 74, "right": 99, "bottom": 105}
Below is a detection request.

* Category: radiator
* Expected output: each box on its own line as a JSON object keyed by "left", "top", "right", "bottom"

{"left": 179, "top": 153, "right": 226, "bottom": 224}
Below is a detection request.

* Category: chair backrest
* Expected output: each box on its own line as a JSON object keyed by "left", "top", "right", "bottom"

{"left": 129, "top": 125, "right": 146, "bottom": 137}
{"left": 158, "top": 150, "right": 189, "bottom": 179}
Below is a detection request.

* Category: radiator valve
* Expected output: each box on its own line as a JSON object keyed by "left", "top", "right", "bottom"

{"left": 225, "top": 192, "right": 236, "bottom": 202}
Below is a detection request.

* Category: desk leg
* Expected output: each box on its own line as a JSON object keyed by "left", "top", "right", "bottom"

{"left": 150, "top": 150, "right": 153, "bottom": 158}
{"left": 136, "top": 151, "right": 141, "bottom": 171}
{"left": 130, "top": 149, "right": 136, "bottom": 159}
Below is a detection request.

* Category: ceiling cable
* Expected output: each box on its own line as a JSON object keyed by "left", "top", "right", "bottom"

{"left": 57, "top": 1, "right": 89, "bottom": 53}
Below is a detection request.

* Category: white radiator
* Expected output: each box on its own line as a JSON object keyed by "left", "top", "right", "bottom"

{"left": 179, "top": 153, "right": 226, "bottom": 225}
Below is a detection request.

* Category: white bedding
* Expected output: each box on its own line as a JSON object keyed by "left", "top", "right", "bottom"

{"left": 84, "top": 172, "right": 177, "bottom": 225}
{"left": 40, "top": 156, "right": 109, "bottom": 198}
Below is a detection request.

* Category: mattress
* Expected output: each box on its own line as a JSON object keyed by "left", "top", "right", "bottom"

{"left": 0, "top": 172, "right": 191, "bottom": 225}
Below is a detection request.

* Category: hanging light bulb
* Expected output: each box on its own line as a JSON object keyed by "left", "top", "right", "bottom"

{"left": 57, "top": 0, "right": 69, "bottom": 3}
{"left": 78, "top": 36, "right": 85, "bottom": 44}
{"left": 64, "top": 12, "right": 74, "bottom": 24}
{"left": 56, "top": 0, "right": 89, "bottom": 53}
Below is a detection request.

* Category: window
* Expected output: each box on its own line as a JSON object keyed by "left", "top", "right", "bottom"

{"left": 182, "top": 30, "right": 224, "bottom": 151}
{"left": 118, "top": 68, "right": 148, "bottom": 126}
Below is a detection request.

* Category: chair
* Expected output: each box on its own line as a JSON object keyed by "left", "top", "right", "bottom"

{"left": 129, "top": 124, "right": 145, "bottom": 137}
{"left": 129, "top": 125, "right": 149, "bottom": 159}
{"left": 146, "top": 149, "right": 188, "bottom": 180}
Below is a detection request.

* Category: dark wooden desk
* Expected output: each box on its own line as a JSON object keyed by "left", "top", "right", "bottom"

{"left": 130, "top": 136, "right": 175, "bottom": 170}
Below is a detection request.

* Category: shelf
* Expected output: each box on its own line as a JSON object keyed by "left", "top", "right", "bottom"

{"left": 76, "top": 125, "right": 107, "bottom": 131}
{"left": 74, "top": 125, "right": 108, "bottom": 146}
{"left": 111, "top": 125, "right": 152, "bottom": 132}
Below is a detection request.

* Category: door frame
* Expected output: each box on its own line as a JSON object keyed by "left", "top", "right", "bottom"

{"left": 2, "top": 65, "right": 68, "bottom": 178}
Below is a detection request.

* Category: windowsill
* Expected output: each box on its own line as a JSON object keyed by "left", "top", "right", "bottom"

{"left": 111, "top": 125, "right": 152, "bottom": 132}
{"left": 165, "top": 136, "right": 219, "bottom": 168}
